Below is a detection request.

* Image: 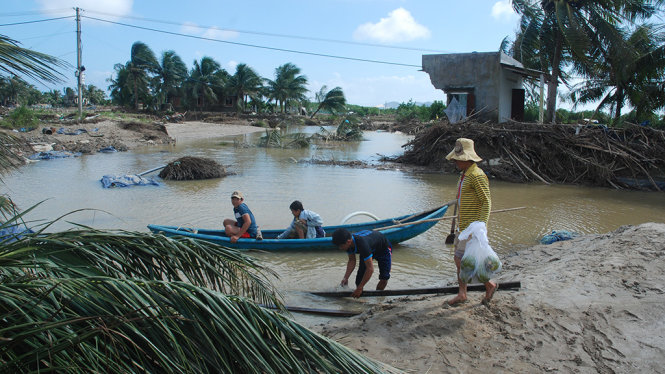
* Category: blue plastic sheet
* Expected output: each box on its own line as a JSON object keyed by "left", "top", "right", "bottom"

{"left": 101, "top": 174, "right": 160, "bottom": 188}
{"left": 56, "top": 128, "right": 87, "bottom": 135}
{"left": 28, "top": 151, "right": 82, "bottom": 160}
{"left": 0, "top": 225, "right": 34, "bottom": 243}
{"left": 540, "top": 230, "right": 577, "bottom": 245}
{"left": 99, "top": 146, "right": 118, "bottom": 153}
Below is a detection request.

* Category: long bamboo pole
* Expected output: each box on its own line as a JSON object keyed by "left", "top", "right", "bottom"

{"left": 374, "top": 207, "right": 526, "bottom": 231}
{"left": 260, "top": 304, "right": 360, "bottom": 317}
{"left": 312, "top": 281, "right": 521, "bottom": 298}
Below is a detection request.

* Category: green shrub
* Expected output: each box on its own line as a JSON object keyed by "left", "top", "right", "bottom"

{"left": 1, "top": 106, "right": 38, "bottom": 129}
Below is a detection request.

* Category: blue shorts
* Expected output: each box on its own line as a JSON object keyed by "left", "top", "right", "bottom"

{"left": 355, "top": 246, "right": 392, "bottom": 286}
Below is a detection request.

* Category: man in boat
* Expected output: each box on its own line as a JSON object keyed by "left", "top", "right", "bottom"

{"left": 332, "top": 228, "right": 391, "bottom": 298}
{"left": 276, "top": 200, "right": 325, "bottom": 239}
{"left": 223, "top": 191, "right": 259, "bottom": 243}
{"left": 446, "top": 138, "right": 497, "bottom": 306}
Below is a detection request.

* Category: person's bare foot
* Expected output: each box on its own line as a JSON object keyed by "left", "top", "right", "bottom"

{"left": 446, "top": 295, "right": 467, "bottom": 307}
{"left": 482, "top": 281, "right": 497, "bottom": 305}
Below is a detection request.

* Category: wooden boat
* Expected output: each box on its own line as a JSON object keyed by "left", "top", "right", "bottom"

{"left": 147, "top": 204, "right": 449, "bottom": 251}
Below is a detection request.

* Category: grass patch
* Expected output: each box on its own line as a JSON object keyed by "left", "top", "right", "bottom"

{"left": 0, "top": 106, "right": 39, "bottom": 130}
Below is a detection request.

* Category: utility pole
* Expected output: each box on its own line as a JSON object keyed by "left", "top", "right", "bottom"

{"left": 538, "top": 74, "right": 544, "bottom": 124}
{"left": 75, "top": 7, "right": 84, "bottom": 121}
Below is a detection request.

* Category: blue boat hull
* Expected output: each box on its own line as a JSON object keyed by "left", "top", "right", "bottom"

{"left": 148, "top": 205, "right": 449, "bottom": 251}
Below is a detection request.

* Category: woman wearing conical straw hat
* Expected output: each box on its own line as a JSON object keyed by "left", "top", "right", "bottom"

{"left": 445, "top": 138, "right": 497, "bottom": 306}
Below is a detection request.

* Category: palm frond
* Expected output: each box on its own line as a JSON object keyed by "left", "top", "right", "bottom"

{"left": 0, "top": 226, "right": 281, "bottom": 307}
{"left": 0, "top": 34, "right": 68, "bottom": 83}
{"left": 0, "top": 277, "right": 394, "bottom": 373}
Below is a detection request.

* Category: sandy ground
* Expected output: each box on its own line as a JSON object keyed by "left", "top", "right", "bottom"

{"left": 7, "top": 119, "right": 264, "bottom": 158}
{"left": 313, "top": 223, "right": 665, "bottom": 374}
{"left": 9, "top": 119, "right": 665, "bottom": 373}
{"left": 164, "top": 120, "right": 265, "bottom": 142}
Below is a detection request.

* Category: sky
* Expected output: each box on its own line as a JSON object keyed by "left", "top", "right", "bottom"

{"left": 1, "top": 0, "right": 529, "bottom": 108}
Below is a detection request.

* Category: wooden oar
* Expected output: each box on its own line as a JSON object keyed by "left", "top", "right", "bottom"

{"left": 374, "top": 206, "right": 526, "bottom": 231}
{"left": 312, "top": 281, "right": 521, "bottom": 298}
{"left": 260, "top": 304, "right": 360, "bottom": 317}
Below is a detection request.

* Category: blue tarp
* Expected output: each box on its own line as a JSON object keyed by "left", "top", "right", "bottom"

{"left": 56, "top": 128, "right": 88, "bottom": 135}
{"left": 540, "top": 230, "right": 577, "bottom": 245}
{"left": 0, "top": 225, "right": 34, "bottom": 243}
{"left": 101, "top": 174, "right": 160, "bottom": 188}
{"left": 28, "top": 150, "right": 82, "bottom": 160}
{"left": 99, "top": 146, "right": 118, "bottom": 153}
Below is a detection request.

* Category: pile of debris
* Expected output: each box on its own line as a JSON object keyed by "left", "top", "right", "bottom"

{"left": 395, "top": 119, "right": 665, "bottom": 191}
{"left": 159, "top": 156, "right": 230, "bottom": 181}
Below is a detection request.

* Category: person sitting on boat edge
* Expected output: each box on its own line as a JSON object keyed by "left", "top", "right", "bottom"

{"left": 223, "top": 191, "right": 259, "bottom": 243}
{"left": 332, "top": 228, "right": 391, "bottom": 298}
{"left": 276, "top": 200, "right": 325, "bottom": 239}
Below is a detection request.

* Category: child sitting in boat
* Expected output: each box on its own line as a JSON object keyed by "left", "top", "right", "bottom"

{"left": 277, "top": 200, "right": 325, "bottom": 239}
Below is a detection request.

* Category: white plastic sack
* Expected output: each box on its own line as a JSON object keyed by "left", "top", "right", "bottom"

{"left": 458, "top": 221, "right": 502, "bottom": 283}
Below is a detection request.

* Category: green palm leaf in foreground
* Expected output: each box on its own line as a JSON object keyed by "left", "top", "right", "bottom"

{"left": 0, "top": 226, "right": 281, "bottom": 306}
{"left": 0, "top": 277, "right": 390, "bottom": 373}
{"left": 0, "top": 34, "right": 68, "bottom": 83}
{"left": 0, "top": 227, "right": 396, "bottom": 373}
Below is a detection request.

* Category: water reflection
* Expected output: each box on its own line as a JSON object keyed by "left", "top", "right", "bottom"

{"left": 4, "top": 126, "right": 665, "bottom": 322}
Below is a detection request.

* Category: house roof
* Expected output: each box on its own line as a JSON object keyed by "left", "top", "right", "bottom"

{"left": 499, "top": 52, "right": 547, "bottom": 80}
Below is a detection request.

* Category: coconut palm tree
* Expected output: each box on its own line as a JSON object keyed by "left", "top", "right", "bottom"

{"left": 127, "top": 41, "right": 159, "bottom": 110}
{"left": 511, "top": 0, "right": 664, "bottom": 123}
{"left": 188, "top": 56, "right": 226, "bottom": 110}
{"left": 108, "top": 63, "right": 134, "bottom": 107}
{"left": 311, "top": 86, "right": 347, "bottom": 118}
{"left": 569, "top": 23, "right": 665, "bottom": 121}
{"left": 85, "top": 84, "right": 107, "bottom": 105}
{"left": 155, "top": 50, "right": 187, "bottom": 110}
{"left": 266, "top": 63, "right": 308, "bottom": 113}
{"left": 227, "top": 63, "right": 263, "bottom": 112}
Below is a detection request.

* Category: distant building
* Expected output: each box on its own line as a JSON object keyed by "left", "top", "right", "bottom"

{"left": 422, "top": 51, "right": 545, "bottom": 123}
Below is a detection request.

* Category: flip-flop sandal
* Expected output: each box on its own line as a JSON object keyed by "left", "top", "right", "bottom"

{"left": 446, "top": 299, "right": 468, "bottom": 307}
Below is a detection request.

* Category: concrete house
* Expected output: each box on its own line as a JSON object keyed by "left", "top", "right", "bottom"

{"left": 422, "top": 51, "right": 544, "bottom": 123}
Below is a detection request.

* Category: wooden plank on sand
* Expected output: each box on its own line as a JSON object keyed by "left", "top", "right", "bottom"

{"left": 311, "top": 281, "right": 521, "bottom": 298}
{"left": 260, "top": 304, "right": 361, "bottom": 317}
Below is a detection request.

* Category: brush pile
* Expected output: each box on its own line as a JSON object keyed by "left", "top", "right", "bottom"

{"left": 158, "top": 156, "right": 228, "bottom": 181}
{"left": 395, "top": 119, "right": 665, "bottom": 191}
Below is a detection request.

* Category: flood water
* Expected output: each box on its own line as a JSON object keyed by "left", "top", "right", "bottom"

{"left": 5, "top": 126, "right": 665, "bottom": 324}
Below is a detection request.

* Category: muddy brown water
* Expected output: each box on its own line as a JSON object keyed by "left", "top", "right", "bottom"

{"left": 6, "top": 127, "right": 665, "bottom": 323}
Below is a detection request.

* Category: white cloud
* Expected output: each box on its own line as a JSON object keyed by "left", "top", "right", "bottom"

{"left": 202, "top": 27, "right": 239, "bottom": 41}
{"left": 37, "top": 0, "right": 133, "bottom": 20}
{"left": 311, "top": 72, "right": 445, "bottom": 106}
{"left": 353, "top": 8, "right": 430, "bottom": 43}
{"left": 181, "top": 22, "right": 200, "bottom": 35}
{"left": 491, "top": 0, "right": 517, "bottom": 22}
{"left": 227, "top": 60, "right": 239, "bottom": 72}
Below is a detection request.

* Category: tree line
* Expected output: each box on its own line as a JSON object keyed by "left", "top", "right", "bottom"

{"left": 107, "top": 41, "right": 347, "bottom": 116}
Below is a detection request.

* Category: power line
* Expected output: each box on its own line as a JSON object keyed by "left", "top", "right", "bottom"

{"left": 0, "top": 9, "right": 72, "bottom": 17}
{"left": 0, "top": 16, "right": 72, "bottom": 26}
{"left": 83, "top": 9, "right": 448, "bottom": 54}
{"left": 81, "top": 15, "right": 423, "bottom": 69}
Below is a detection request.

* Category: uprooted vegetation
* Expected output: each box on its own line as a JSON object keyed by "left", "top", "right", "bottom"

{"left": 394, "top": 119, "right": 665, "bottom": 191}
{"left": 159, "top": 156, "right": 231, "bottom": 180}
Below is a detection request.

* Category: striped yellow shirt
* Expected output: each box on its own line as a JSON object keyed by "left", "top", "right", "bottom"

{"left": 456, "top": 163, "right": 491, "bottom": 231}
